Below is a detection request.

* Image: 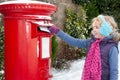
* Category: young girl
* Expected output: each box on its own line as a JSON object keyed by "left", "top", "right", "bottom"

{"left": 48, "top": 15, "right": 119, "bottom": 80}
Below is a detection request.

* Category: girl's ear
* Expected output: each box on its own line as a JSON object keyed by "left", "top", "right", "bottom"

{"left": 98, "top": 15, "right": 112, "bottom": 36}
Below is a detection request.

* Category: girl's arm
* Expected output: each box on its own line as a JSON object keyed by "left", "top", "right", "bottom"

{"left": 57, "top": 30, "right": 90, "bottom": 48}
{"left": 109, "top": 46, "right": 118, "bottom": 80}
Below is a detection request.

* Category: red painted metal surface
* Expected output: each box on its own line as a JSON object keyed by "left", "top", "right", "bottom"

{"left": 0, "top": 1, "right": 56, "bottom": 80}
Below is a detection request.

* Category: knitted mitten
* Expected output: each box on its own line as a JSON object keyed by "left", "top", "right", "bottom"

{"left": 48, "top": 25, "right": 59, "bottom": 34}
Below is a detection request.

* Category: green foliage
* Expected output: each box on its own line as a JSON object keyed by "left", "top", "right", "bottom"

{"left": 83, "top": 1, "right": 99, "bottom": 34}
{"left": 72, "top": 0, "right": 90, "bottom": 5}
{"left": 51, "top": 35, "right": 58, "bottom": 66}
{"left": 65, "top": 8, "right": 89, "bottom": 39}
{"left": 0, "top": 22, "right": 4, "bottom": 80}
{"left": 95, "top": 0, "right": 120, "bottom": 27}
{"left": 72, "top": 0, "right": 99, "bottom": 35}
{"left": 72, "top": 0, "right": 120, "bottom": 28}
{"left": 83, "top": 1, "right": 99, "bottom": 22}
{"left": 0, "top": 26, "right": 4, "bottom": 69}
{"left": 64, "top": 8, "right": 88, "bottom": 58}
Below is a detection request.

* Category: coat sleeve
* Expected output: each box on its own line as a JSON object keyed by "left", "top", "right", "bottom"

{"left": 109, "top": 46, "right": 118, "bottom": 80}
{"left": 56, "top": 30, "right": 90, "bottom": 48}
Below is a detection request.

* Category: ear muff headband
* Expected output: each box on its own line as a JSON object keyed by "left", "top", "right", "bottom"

{"left": 98, "top": 15, "right": 112, "bottom": 36}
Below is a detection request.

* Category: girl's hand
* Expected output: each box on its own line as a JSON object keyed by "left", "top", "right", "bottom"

{"left": 48, "top": 25, "right": 59, "bottom": 34}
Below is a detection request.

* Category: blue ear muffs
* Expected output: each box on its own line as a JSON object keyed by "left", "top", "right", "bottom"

{"left": 98, "top": 15, "right": 112, "bottom": 36}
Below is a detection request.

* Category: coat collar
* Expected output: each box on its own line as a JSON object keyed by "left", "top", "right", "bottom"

{"left": 91, "top": 35, "right": 114, "bottom": 43}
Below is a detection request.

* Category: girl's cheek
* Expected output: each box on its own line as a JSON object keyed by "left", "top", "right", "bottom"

{"left": 92, "top": 29, "right": 100, "bottom": 36}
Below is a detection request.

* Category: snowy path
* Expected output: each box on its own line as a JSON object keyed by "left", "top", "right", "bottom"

{"left": 52, "top": 59, "right": 85, "bottom": 80}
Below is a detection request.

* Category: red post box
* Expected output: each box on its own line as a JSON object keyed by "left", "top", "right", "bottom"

{"left": 0, "top": 1, "right": 57, "bottom": 80}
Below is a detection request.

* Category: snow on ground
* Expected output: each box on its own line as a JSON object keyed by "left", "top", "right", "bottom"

{"left": 52, "top": 58, "right": 85, "bottom": 80}
{"left": 52, "top": 42, "right": 120, "bottom": 80}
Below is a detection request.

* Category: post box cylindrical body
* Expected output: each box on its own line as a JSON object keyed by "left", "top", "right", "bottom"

{"left": 0, "top": 1, "right": 57, "bottom": 80}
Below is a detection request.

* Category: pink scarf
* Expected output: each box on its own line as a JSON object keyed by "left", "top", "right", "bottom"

{"left": 82, "top": 40, "right": 102, "bottom": 80}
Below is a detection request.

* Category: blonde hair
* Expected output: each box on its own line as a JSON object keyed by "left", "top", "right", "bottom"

{"left": 91, "top": 15, "right": 120, "bottom": 42}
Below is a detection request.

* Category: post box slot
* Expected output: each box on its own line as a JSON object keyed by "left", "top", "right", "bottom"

{"left": 37, "top": 26, "right": 50, "bottom": 33}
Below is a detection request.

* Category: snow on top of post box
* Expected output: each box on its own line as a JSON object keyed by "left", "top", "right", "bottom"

{"left": 0, "top": 1, "right": 54, "bottom": 6}
{"left": 0, "top": 1, "right": 57, "bottom": 15}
